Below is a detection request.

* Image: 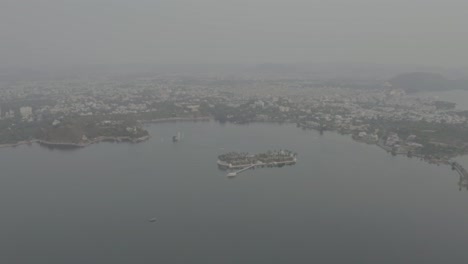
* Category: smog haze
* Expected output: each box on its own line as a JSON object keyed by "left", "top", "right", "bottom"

{"left": 2, "top": 0, "right": 468, "bottom": 69}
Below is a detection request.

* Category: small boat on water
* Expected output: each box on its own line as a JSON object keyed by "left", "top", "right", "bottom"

{"left": 172, "top": 132, "right": 183, "bottom": 142}
{"left": 149, "top": 218, "right": 157, "bottom": 222}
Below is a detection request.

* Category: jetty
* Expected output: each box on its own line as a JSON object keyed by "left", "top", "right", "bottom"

{"left": 451, "top": 161, "right": 468, "bottom": 190}
{"left": 227, "top": 163, "right": 259, "bottom": 177}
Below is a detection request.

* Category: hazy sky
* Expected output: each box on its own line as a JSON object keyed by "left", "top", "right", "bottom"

{"left": 1, "top": 0, "right": 467, "bottom": 68}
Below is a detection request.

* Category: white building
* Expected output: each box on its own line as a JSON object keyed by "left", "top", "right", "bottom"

{"left": 20, "top": 106, "right": 33, "bottom": 121}
{"left": 254, "top": 100, "right": 265, "bottom": 108}
{"left": 279, "top": 106, "right": 290, "bottom": 112}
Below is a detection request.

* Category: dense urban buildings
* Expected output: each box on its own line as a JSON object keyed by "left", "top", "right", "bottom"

{"left": 1, "top": 71, "right": 467, "bottom": 164}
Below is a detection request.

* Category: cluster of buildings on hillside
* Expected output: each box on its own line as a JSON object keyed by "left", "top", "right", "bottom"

{"left": 0, "top": 75, "right": 467, "bottom": 159}
{"left": 0, "top": 76, "right": 465, "bottom": 126}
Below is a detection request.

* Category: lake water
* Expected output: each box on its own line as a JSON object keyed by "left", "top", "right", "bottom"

{"left": 2, "top": 121, "right": 468, "bottom": 264}
{"left": 414, "top": 89, "right": 468, "bottom": 110}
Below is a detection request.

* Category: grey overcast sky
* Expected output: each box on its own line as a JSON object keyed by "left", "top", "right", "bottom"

{"left": 1, "top": 0, "right": 467, "bottom": 68}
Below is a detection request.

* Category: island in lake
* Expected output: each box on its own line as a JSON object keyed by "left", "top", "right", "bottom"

{"left": 3, "top": 68, "right": 468, "bottom": 180}
{"left": 217, "top": 150, "right": 297, "bottom": 176}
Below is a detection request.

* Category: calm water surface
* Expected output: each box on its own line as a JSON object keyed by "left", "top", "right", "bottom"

{"left": 1, "top": 122, "right": 468, "bottom": 264}
{"left": 414, "top": 89, "right": 468, "bottom": 110}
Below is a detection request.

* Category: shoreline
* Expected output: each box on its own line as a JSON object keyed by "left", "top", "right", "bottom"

{"left": 0, "top": 135, "right": 151, "bottom": 149}
{"left": 300, "top": 123, "right": 461, "bottom": 166}
{"left": 0, "top": 140, "right": 36, "bottom": 149}
{"left": 0, "top": 117, "right": 208, "bottom": 150}
{"left": 0, "top": 119, "right": 466, "bottom": 164}
{"left": 38, "top": 135, "right": 151, "bottom": 148}
{"left": 140, "top": 116, "right": 211, "bottom": 124}
{"left": 1, "top": 120, "right": 466, "bottom": 184}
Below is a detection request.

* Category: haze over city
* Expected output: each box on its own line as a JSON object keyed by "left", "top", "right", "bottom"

{"left": 1, "top": 0, "right": 468, "bottom": 68}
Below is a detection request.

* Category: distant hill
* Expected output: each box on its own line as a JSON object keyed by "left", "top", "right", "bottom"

{"left": 388, "top": 72, "right": 468, "bottom": 93}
